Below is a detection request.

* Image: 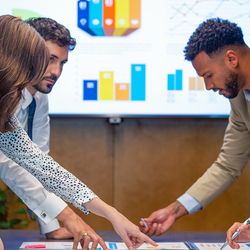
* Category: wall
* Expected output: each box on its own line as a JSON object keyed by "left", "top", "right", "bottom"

{"left": 46, "top": 117, "right": 250, "bottom": 232}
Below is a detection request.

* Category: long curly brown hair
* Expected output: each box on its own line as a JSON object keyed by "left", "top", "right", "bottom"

{"left": 0, "top": 15, "right": 49, "bottom": 132}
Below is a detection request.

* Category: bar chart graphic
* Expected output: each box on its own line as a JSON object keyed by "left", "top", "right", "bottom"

{"left": 83, "top": 64, "right": 146, "bottom": 101}
{"left": 77, "top": 0, "right": 141, "bottom": 36}
{"left": 0, "top": 0, "right": 234, "bottom": 116}
{"left": 189, "top": 76, "right": 204, "bottom": 91}
{"left": 167, "top": 69, "right": 183, "bottom": 91}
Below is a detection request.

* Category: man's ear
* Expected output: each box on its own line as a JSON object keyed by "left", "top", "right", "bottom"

{"left": 225, "top": 50, "right": 238, "bottom": 68}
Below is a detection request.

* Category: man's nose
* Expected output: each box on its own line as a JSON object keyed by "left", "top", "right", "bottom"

{"left": 204, "top": 81, "right": 214, "bottom": 90}
{"left": 50, "top": 64, "right": 61, "bottom": 78}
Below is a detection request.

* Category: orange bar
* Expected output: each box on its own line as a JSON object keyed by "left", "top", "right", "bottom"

{"left": 189, "top": 77, "right": 196, "bottom": 90}
{"left": 122, "top": 0, "right": 141, "bottom": 36}
{"left": 197, "top": 77, "right": 204, "bottom": 90}
{"left": 103, "top": 0, "right": 115, "bottom": 36}
{"left": 115, "top": 83, "right": 129, "bottom": 100}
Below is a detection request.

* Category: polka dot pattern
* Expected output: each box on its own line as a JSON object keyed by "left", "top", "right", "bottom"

{"left": 0, "top": 116, "right": 97, "bottom": 214}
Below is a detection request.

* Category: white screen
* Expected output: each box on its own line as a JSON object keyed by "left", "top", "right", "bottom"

{"left": 1, "top": 0, "right": 250, "bottom": 117}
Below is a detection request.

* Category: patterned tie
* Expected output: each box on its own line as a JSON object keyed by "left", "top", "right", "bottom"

{"left": 27, "top": 97, "right": 36, "bottom": 140}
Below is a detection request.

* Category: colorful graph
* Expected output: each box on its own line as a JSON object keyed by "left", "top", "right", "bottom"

{"left": 167, "top": 70, "right": 205, "bottom": 91}
{"left": 83, "top": 64, "right": 146, "bottom": 101}
{"left": 167, "top": 69, "right": 183, "bottom": 91}
{"left": 77, "top": 0, "right": 141, "bottom": 36}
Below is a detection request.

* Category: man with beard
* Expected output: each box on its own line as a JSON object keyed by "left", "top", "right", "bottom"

{"left": 0, "top": 17, "right": 75, "bottom": 239}
{"left": 140, "top": 18, "right": 250, "bottom": 235}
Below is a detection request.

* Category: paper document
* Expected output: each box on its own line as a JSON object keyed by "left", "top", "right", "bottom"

{"left": 20, "top": 241, "right": 250, "bottom": 250}
{"left": 186, "top": 242, "right": 250, "bottom": 250}
{"left": 113, "top": 242, "right": 189, "bottom": 249}
{"left": 19, "top": 241, "right": 81, "bottom": 250}
{"left": 19, "top": 241, "right": 189, "bottom": 250}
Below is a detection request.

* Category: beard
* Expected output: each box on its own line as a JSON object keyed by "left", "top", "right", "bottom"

{"left": 33, "top": 82, "right": 53, "bottom": 94}
{"left": 223, "top": 72, "right": 240, "bottom": 99}
{"left": 33, "top": 75, "right": 57, "bottom": 94}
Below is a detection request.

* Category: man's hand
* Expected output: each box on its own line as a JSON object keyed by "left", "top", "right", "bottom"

{"left": 139, "top": 201, "right": 188, "bottom": 236}
{"left": 226, "top": 222, "right": 250, "bottom": 249}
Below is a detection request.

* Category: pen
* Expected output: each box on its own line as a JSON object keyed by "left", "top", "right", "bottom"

{"left": 24, "top": 244, "right": 46, "bottom": 248}
{"left": 220, "top": 218, "right": 250, "bottom": 250}
{"left": 140, "top": 218, "right": 149, "bottom": 230}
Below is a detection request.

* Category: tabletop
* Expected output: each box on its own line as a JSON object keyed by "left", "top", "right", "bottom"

{"left": 0, "top": 230, "right": 226, "bottom": 250}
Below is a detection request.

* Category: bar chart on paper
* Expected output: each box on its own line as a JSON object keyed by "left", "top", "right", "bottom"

{"left": 83, "top": 64, "right": 146, "bottom": 101}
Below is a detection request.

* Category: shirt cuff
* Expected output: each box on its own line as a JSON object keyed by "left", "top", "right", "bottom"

{"left": 32, "top": 192, "right": 67, "bottom": 224}
{"left": 177, "top": 193, "right": 202, "bottom": 214}
{"left": 38, "top": 218, "right": 60, "bottom": 234}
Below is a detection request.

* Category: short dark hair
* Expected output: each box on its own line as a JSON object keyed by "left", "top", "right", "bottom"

{"left": 25, "top": 17, "right": 76, "bottom": 51}
{"left": 184, "top": 18, "right": 245, "bottom": 61}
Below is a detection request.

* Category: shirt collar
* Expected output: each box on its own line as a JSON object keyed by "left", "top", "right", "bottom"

{"left": 20, "top": 88, "right": 34, "bottom": 110}
{"left": 244, "top": 90, "right": 250, "bottom": 101}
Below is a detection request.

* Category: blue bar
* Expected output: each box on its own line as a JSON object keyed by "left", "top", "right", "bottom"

{"left": 108, "top": 242, "right": 118, "bottom": 250}
{"left": 167, "top": 74, "right": 175, "bottom": 90}
{"left": 175, "top": 69, "right": 183, "bottom": 90}
{"left": 77, "top": 0, "right": 95, "bottom": 36}
{"left": 83, "top": 80, "right": 98, "bottom": 100}
{"left": 131, "top": 64, "right": 146, "bottom": 101}
{"left": 185, "top": 242, "right": 199, "bottom": 250}
{"left": 89, "top": 0, "right": 104, "bottom": 36}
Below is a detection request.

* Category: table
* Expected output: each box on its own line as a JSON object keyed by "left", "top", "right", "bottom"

{"left": 0, "top": 230, "right": 226, "bottom": 250}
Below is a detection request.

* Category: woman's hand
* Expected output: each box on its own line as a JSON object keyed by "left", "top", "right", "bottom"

{"left": 84, "top": 197, "right": 157, "bottom": 249}
{"left": 57, "top": 206, "right": 108, "bottom": 250}
{"left": 110, "top": 212, "right": 157, "bottom": 249}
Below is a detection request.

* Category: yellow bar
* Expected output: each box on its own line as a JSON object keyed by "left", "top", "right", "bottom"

{"left": 189, "top": 77, "right": 196, "bottom": 90}
{"left": 122, "top": 0, "right": 141, "bottom": 36}
{"left": 99, "top": 71, "right": 114, "bottom": 100}
{"left": 197, "top": 77, "right": 204, "bottom": 90}
{"left": 115, "top": 83, "right": 129, "bottom": 100}
{"left": 113, "top": 0, "right": 129, "bottom": 36}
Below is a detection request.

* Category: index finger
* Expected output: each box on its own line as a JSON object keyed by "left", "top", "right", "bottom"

{"left": 143, "top": 233, "right": 158, "bottom": 246}
{"left": 98, "top": 238, "right": 109, "bottom": 250}
{"left": 73, "top": 235, "right": 81, "bottom": 250}
{"left": 227, "top": 223, "right": 241, "bottom": 242}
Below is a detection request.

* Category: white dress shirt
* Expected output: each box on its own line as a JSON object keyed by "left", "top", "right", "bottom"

{"left": 0, "top": 88, "right": 66, "bottom": 234}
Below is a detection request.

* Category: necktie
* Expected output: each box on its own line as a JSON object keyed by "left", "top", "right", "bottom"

{"left": 27, "top": 97, "right": 38, "bottom": 221}
{"left": 27, "top": 97, "right": 36, "bottom": 140}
